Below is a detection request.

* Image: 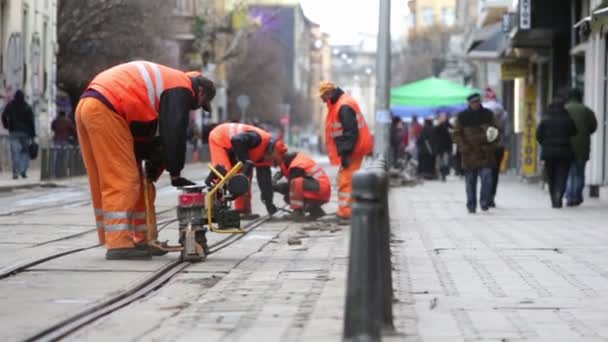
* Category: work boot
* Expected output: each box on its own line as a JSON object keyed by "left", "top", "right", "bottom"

{"left": 307, "top": 206, "right": 326, "bottom": 221}
{"left": 240, "top": 212, "right": 261, "bottom": 220}
{"left": 335, "top": 215, "right": 350, "bottom": 226}
{"left": 284, "top": 209, "right": 306, "bottom": 221}
{"left": 146, "top": 241, "right": 170, "bottom": 256}
{"left": 105, "top": 246, "right": 152, "bottom": 260}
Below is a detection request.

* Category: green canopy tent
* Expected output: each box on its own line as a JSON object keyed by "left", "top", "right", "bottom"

{"left": 390, "top": 77, "right": 480, "bottom": 118}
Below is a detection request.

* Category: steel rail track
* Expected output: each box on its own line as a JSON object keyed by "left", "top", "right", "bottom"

{"left": 24, "top": 214, "right": 272, "bottom": 342}
{"left": 0, "top": 216, "right": 179, "bottom": 280}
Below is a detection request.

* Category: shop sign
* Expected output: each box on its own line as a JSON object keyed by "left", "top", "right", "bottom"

{"left": 501, "top": 61, "right": 528, "bottom": 80}
{"left": 520, "top": 0, "right": 531, "bottom": 29}
{"left": 521, "top": 82, "right": 537, "bottom": 176}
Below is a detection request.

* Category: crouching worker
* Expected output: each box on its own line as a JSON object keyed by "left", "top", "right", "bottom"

{"left": 206, "top": 122, "right": 286, "bottom": 219}
{"left": 272, "top": 151, "right": 331, "bottom": 221}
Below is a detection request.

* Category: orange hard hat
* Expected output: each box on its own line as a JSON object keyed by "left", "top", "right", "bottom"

{"left": 318, "top": 80, "right": 336, "bottom": 97}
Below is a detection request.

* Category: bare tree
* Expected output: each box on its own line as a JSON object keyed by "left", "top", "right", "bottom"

{"left": 226, "top": 34, "right": 288, "bottom": 123}
{"left": 57, "top": 0, "right": 173, "bottom": 105}
{"left": 392, "top": 25, "right": 455, "bottom": 85}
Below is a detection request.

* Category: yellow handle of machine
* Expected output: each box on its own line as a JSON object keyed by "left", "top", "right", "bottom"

{"left": 206, "top": 162, "right": 245, "bottom": 234}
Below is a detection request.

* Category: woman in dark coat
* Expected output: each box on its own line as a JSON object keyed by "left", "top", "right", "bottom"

{"left": 417, "top": 118, "right": 437, "bottom": 179}
{"left": 536, "top": 98, "right": 578, "bottom": 208}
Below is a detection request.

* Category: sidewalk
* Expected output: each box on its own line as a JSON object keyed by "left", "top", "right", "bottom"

{"left": 390, "top": 176, "right": 608, "bottom": 341}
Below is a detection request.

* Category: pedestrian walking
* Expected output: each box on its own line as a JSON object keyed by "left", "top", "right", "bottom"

{"left": 76, "top": 61, "right": 215, "bottom": 260}
{"left": 564, "top": 88, "right": 597, "bottom": 206}
{"left": 536, "top": 96, "right": 578, "bottom": 208}
{"left": 1, "top": 90, "right": 36, "bottom": 179}
{"left": 452, "top": 93, "right": 499, "bottom": 213}
{"left": 51, "top": 111, "right": 77, "bottom": 146}
{"left": 417, "top": 118, "right": 437, "bottom": 179}
{"left": 318, "top": 81, "right": 373, "bottom": 224}
{"left": 483, "top": 88, "right": 510, "bottom": 207}
{"left": 434, "top": 112, "right": 452, "bottom": 181}
{"left": 390, "top": 115, "right": 405, "bottom": 168}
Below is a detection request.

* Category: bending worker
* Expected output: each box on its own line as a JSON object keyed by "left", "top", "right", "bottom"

{"left": 76, "top": 61, "right": 216, "bottom": 260}
{"left": 207, "top": 122, "right": 286, "bottom": 218}
{"left": 318, "top": 81, "right": 373, "bottom": 223}
{"left": 272, "top": 150, "right": 331, "bottom": 221}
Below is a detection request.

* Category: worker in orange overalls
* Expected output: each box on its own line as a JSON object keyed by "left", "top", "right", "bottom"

{"left": 272, "top": 151, "right": 331, "bottom": 221}
{"left": 319, "top": 81, "right": 373, "bottom": 223}
{"left": 76, "top": 61, "right": 216, "bottom": 260}
{"left": 206, "top": 122, "right": 286, "bottom": 219}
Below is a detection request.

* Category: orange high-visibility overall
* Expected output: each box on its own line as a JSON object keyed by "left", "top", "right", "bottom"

{"left": 208, "top": 123, "right": 272, "bottom": 213}
{"left": 280, "top": 153, "right": 331, "bottom": 210}
{"left": 76, "top": 61, "right": 194, "bottom": 250}
{"left": 325, "top": 93, "right": 373, "bottom": 218}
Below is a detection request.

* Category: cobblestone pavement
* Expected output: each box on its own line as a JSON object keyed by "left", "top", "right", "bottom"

{"left": 390, "top": 177, "right": 608, "bottom": 342}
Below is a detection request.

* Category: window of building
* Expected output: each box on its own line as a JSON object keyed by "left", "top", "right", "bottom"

{"left": 422, "top": 7, "right": 434, "bottom": 27}
{"left": 0, "top": 0, "right": 6, "bottom": 74}
{"left": 441, "top": 7, "right": 455, "bottom": 26}
{"left": 43, "top": 20, "right": 48, "bottom": 95}
{"left": 174, "top": 0, "right": 192, "bottom": 15}
{"left": 408, "top": 12, "right": 416, "bottom": 28}
{"left": 22, "top": 4, "right": 28, "bottom": 88}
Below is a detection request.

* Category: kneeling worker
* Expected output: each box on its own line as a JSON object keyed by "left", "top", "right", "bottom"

{"left": 207, "top": 122, "right": 286, "bottom": 218}
{"left": 76, "top": 61, "right": 216, "bottom": 260}
{"left": 272, "top": 151, "right": 331, "bottom": 221}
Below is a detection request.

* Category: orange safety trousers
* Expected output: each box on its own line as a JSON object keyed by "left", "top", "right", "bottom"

{"left": 289, "top": 178, "right": 331, "bottom": 210}
{"left": 337, "top": 156, "right": 364, "bottom": 219}
{"left": 76, "top": 98, "right": 157, "bottom": 250}
{"left": 208, "top": 140, "right": 252, "bottom": 213}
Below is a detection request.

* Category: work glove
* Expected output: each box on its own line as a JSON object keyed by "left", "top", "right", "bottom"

{"left": 272, "top": 171, "right": 283, "bottom": 184}
{"left": 341, "top": 155, "right": 350, "bottom": 169}
{"left": 171, "top": 176, "right": 196, "bottom": 187}
{"left": 144, "top": 159, "right": 164, "bottom": 183}
{"left": 265, "top": 203, "right": 278, "bottom": 216}
{"left": 241, "top": 160, "right": 255, "bottom": 176}
{"left": 205, "top": 165, "right": 227, "bottom": 187}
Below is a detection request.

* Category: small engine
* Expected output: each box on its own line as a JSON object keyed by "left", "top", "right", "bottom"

{"left": 177, "top": 185, "right": 209, "bottom": 261}
{"left": 176, "top": 172, "right": 248, "bottom": 262}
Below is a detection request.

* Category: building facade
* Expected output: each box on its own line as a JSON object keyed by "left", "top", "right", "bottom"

{"left": 0, "top": 0, "right": 58, "bottom": 139}
{"left": 408, "top": 0, "right": 457, "bottom": 37}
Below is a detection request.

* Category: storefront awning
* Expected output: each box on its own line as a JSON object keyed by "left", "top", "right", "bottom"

{"left": 465, "top": 23, "right": 502, "bottom": 53}
{"left": 467, "top": 26, "right": 506, "bottom": 60}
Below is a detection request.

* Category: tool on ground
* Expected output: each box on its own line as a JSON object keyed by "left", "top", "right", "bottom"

{"left": 143, "top": 168, "right": 183, "bottom": 253}
{"left": 176, "top": 162, "right": 250, "bottom": 262}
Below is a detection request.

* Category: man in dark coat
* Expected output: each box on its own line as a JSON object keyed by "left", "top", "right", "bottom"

{"left": 564, "top": 89, "right": 597, "bottom": 206}
{"left": 537, "top": 97, "right": 578, "bottom": 208}
{"left": 2, "top": 90, "right": 36, "bottom": 179}
{"left": 434, "top": 112, "right": 453, "bottom": 181}
{"left": 452, "top": 93, "right": 499, "bottom": 213}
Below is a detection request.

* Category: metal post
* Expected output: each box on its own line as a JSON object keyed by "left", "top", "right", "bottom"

{"left": 374, "top": 0, "right": 392, "bottom": 162}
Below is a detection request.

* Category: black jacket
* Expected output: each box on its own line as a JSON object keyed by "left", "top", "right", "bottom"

{"left": 329, "top": 88, "right": 358, "bottom": 161}
{"left": 2, "top": 90, "right": 36, "bottom": 137}
{"left": 537, "top": 102, "right": 578, "bottom": 161}
{"left": 230, "top": 130, "right": 273, "bottom": 206}
{"left": 417, "top": 123, "right": 437, "bottom": 156}
{"left": 434, "top": 122, "right": 452, "bottom": 154}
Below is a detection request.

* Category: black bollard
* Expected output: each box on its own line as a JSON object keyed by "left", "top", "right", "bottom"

{"left": 343, "top": 170, "right": 386, "bottom": 342}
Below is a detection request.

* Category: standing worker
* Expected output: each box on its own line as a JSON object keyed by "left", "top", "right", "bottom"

{"left": 452, "top": 93, "right": 499, "bottom": 213}
{"left": 318, "top": 81, "right": 373, "bottom": 223}
{"left": 206, "top": 122, "right": 285, "bottom": 218}
{"left": 272, "top": 150, "right": 331, "bottom": 221}
{"left": 564, "top": 88, "right": 597, "bottom": 206}
{"left": 76, "top": 61, "right": 216, "bottom": 260}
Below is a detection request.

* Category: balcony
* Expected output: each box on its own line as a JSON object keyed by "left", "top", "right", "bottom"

{"left": 477, "top": 0, "right": 511, "bottom": 28}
